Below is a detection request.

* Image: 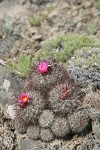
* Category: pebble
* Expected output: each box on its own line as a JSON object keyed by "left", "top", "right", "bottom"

{"left": 33, "top": 35, "right": 43, "bottom": 42}
{"left": 3, "top": 79, "right": 10, "bottom": 92}
{"left": 92, "top": 121, "right": 100, "bottom": 140}
{"left": 82, "top": 1, "right": 93, "bottom": 8}
{"left": 0, "top": 90, "right": 9, "bottom": 108}
{"left": 18, "top": 138, "right": 42, "bottom": 150}
{"left": 6, "top": 104, "right": 16, "bottom": 119}
{"left": 0, "top": 127, "right": 4, "bottom": 134}
{"left": 0, "top": 136, "right": 3, "bottom": 149}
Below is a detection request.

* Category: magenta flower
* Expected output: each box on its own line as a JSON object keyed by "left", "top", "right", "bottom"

{"left": 18, "top": 93, "right": 29, "bottom": 107}
{"left": 37, "top": 61, "right": 48, "bottom": 74}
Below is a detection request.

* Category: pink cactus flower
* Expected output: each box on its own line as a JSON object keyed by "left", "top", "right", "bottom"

{"left": 18, "top": 93, "right": 29, "bottom": 107}
{"left": 37, "top": 61, "right": 48, "bottom": 74}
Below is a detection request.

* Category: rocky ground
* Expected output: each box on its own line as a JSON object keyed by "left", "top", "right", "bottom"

{"left": 0, "top": 0, "right": 100, "bottom": 150}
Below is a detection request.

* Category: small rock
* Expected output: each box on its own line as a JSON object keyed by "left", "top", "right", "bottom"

{"left": 0, "top": 90, "right": 8, "bottom": 108}
{"left": 0, "top": 66, "right": 10, "bottom": 85}
{"left": 0, "top": 127, "right": 4, "bottom": 134}
{"left": 0, "top": 136, "right": 3, "bottom": 149}
{"left": 17, "top": 0, "right": 27, "bottom": 5}
{"left": 0, "top": 29, "right": 3, "bottom": 38}
{"left": 8, "top": 75, "right": 24, "bottom": 92}
{"left": 33, "top": 35, "right": 43, "bottom": 42}
{"left": 6, "top": 104, "right": 16, "bottom": 119}
{"left": 93, "top": 143, "right": 100, "bottom": 150}
{"left": 82, "top": 1, "right": 93, "bottom": 8}
{"left": 30, "top": 0, "right": 53, "bottom": 5}
{"left": 3, "top": 129, "right": 16, "bottom": 150}
{"left": 0, "top": 34, "right": 19, "bottom": 58}
{"left": 0, "top": 59, "right": 6, "bottom": 66}
{"left": 92, "top": 121, "right": 100, "bottom": 140}
{"left": 58, "top": 148, "right": 65, "bottom": 150}
{"left": 49, "top": 139, "right": 62, "bottom": 150}
{"left": 68, "top": 0, "right": 82, "bottom": 5}
{"left": 3, "top": 79, "right": 10, "bottom": 92}
{"left": 18, "top": 138, "right": 42, "bottom": 150}
{"left": 71, "top": 9, "right": 78, "bottom": 17}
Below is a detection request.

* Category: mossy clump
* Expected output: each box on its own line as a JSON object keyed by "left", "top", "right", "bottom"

{"left": 29, "top": 17, "right": 41, "bottom": 26}
{"left": 46, "top": 4, "right": 54, "bottom": 14}
{"left": 7, "top": 53, "right": 32, "bottom": 77}
{"left": 95, "top": 1, "right": 100, "bottom": 9}
{"left": 83, "top": 24, "right": 97, "bottom": 35}
{"left": 64, "top": 18, "right": 72, "bottom": 25}
{"left": 33, "top": 35, "right": 96, "bottom": 62}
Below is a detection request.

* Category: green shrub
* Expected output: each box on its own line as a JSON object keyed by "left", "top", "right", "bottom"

{"left": 64, "top": 19, "right": 72, "bottom": 25}
{"left": 7, "top": 53, "right": 31, "bottom": 77}
{"left": 33, "top": 34, "right": 96, "bottom": 62}
{"left": 84, "top": 24, "right": 97, "bottom": 35}
{"left": 29, "top": 17, "right": 41, "bottom": 26}
{"left": 47, "top": 4, "right": 54, "bottom": 14}
{"left": 95, "top": 1, "right": 100, "bottom": 8}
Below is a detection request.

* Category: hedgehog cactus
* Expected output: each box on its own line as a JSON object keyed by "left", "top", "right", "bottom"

{"left": 14, "top": 59, "right": 87, "bottom": 141}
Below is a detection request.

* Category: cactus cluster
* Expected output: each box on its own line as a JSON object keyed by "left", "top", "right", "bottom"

{"left": 14, "top": 59, "right": 89, "bottom": 141}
